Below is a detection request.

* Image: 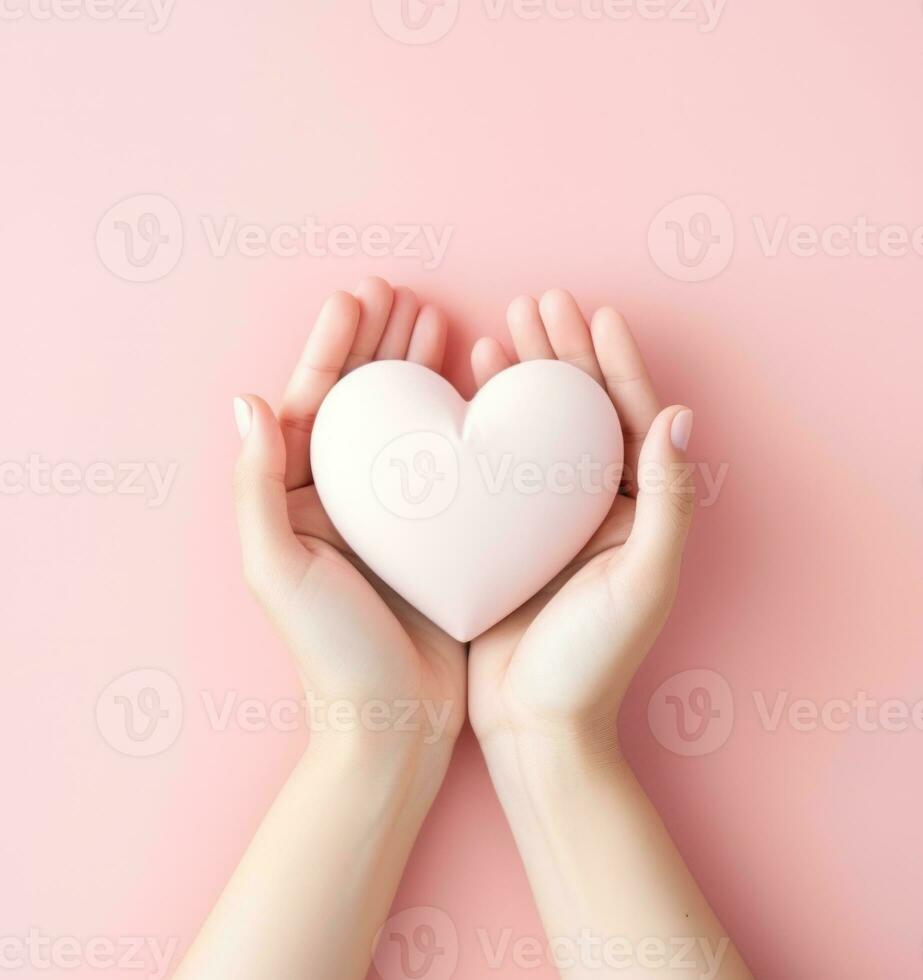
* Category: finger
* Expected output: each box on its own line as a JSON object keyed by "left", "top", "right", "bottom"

{"left": 406, "top": 304, "right": 448, "bottom": 371}
{"left": 571, "top": 494, "right": 635, "bottom": 565}
{"left": 507, "top": 295, "right": 555, "bottom": 361}
{"left": 233, "top": 396, "right": 308, "bottom": 599}
{"left": 374, "top": 286, "right": 419, "bottom": 360}
{"left": 287, "top": 485, "right": 349, "bottom": 552}
{"left": 590, "top": 307, "right": 660, "bottom": 495}
{"left": 624, "top": 406, "right": 695, "bottom": 575}
{"left": 471, "top": 337, "right": 513, "bottom": 389}
{"left": 343, "top": 277, "right": 394, "bottom": 373}
{"left": 538, "top": 288, "right": 605, "bottom": 384}
{"left": 279, "top": 291, "right": 360, "bottom": 490}
{"left": 532, "top": 494, "right": 636, "bottom": 599}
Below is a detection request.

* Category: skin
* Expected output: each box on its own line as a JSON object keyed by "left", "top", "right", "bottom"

{"left": 468, "top": 291, "right": 753, "bottom": 979}
{"left": 176, "top": 280, "right": 466, "bottom": 980}
{"left": 175, "top": 279, "right": 752, "bottom": 980}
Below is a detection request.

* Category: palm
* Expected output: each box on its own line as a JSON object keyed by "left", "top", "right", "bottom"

{"left": 237, "top": 280, "right": 466, "bottom": 738}
{"left": 469, "top": 495, "right": 637, "bottom": 735}
{"left": 286, "top": 483, "right": 464, "bottom": 701}
{"left": 465, "top": 291, "right": 665, "bottom": 739}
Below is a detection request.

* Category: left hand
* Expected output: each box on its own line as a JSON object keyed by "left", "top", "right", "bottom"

{"left": 466, "top": 289, "right": 697, "bottom": 759}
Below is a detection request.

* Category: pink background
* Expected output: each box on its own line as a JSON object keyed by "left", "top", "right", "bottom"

{"left": 2, "top": 1, "right": 922, "bottom": 977}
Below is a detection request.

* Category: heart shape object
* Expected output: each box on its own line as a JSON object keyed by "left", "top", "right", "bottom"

{"left": 311, "top": 359, "right": 623, "bottom": 642}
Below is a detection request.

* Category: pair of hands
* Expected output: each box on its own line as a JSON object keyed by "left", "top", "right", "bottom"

{"left": 181, "top": 287, "right": 734, "bottom": 980}
{"left": 232, "top": 277, "right": 696, "bottom": 776}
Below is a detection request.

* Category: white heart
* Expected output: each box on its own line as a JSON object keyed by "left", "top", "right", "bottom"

{"left": 311, "top": 359, "right": 623, "bottom": 642}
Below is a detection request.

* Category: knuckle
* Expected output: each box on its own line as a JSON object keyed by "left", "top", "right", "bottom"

{"left": 327, "top": 290, "right": 360, "bottom": 320}
{"left": 279, "top": 412, "right": 317, "bottom": 436}
{"left": 241, "top": 556, "right": 263, "bottom": 597}
{"left": 540, "top": 286, "right": 572, "bottom": 308}
{"left": 622, "top": 547, "right": 681, "bottom": 611}
{"left": 232, "top": 461, "right": 259, "bottom": 507}
{"left": 241, "top": 551, "right": 286, "bottom": 605}
{"left": 357, "top": 275, "right": 392, "bottom": 299}
{"left": 668, "top": 484, "right": 697, "bottom": 530}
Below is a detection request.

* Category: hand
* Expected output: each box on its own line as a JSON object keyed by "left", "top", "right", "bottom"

{"left": 466, "top": 289, "right": 696, "bottom": 757}
{"left": 232, "top": 278, "right": 466, "bottom": 765}
{"left": 179, "top": 280, "right": 468, "bottom": 980}
{"left": 463, "top": 294, "right": 750, "bottom": 979}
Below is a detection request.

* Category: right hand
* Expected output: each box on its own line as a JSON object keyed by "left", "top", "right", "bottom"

{"left": 466, "top": 290, "right": 696, "bottom": 756}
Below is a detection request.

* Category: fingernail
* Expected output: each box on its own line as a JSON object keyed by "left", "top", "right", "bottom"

{"left": 233, "top": 397, "right": 252, "bottom": 439}
{"left": 670, "top": 409, "right": 694, "bottom": 452}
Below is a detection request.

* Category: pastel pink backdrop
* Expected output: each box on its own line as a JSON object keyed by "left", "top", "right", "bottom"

{"left": 2, "top": 1, "right": 922, "bottom": 977}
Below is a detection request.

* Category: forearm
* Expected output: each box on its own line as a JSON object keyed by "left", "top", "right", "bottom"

{"left": 175, "top": 733, "right": 451, "bottom": 980}
{"left": 481, "top": 728, "right": 752, "bottom": 980}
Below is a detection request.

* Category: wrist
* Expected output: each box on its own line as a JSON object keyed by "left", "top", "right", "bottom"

{"left": 302, "top": 721, "right": 459, "bottom": 813}
{"left": 302, "top": 680, "right": 461, "bottom": 765}
{"left": 470, "top": 669, "right": 637, "bottom": 774}
{"left": 479, "top": 724, "right": 639, "bottom": 818}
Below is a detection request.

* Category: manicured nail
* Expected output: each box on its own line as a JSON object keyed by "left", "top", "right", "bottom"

{"left": 670, "top": 409, "right": 694, "bottom": 452}
{"left": 233, "top": 397, "right": 252, "bottom": 439}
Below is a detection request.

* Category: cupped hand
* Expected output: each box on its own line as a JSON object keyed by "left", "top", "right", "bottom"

{"left": 232, "top": 278, "right": 466, "bottom": 757}
{"left": 466, "top": 289, "right": 696, "bottom": 753}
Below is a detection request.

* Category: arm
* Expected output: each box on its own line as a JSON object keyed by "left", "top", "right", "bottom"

{"left": 176, "top": 280, "right": 466, "bottom": 980}
{"left": 481, "top": 730, "right": 748, "bottom": 979}
{"left": 468, "top": 290, "right": 752, "bottom": 979}
{"left": 175, "top": 736, "right": 451, "bottom": 980}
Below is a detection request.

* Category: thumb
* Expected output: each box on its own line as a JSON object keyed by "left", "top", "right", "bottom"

{"left": 625, "top": 406, "right": 696, "bottom": 576}
{"left": 232, "top": 395, "right": 305, "bottom": 597}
